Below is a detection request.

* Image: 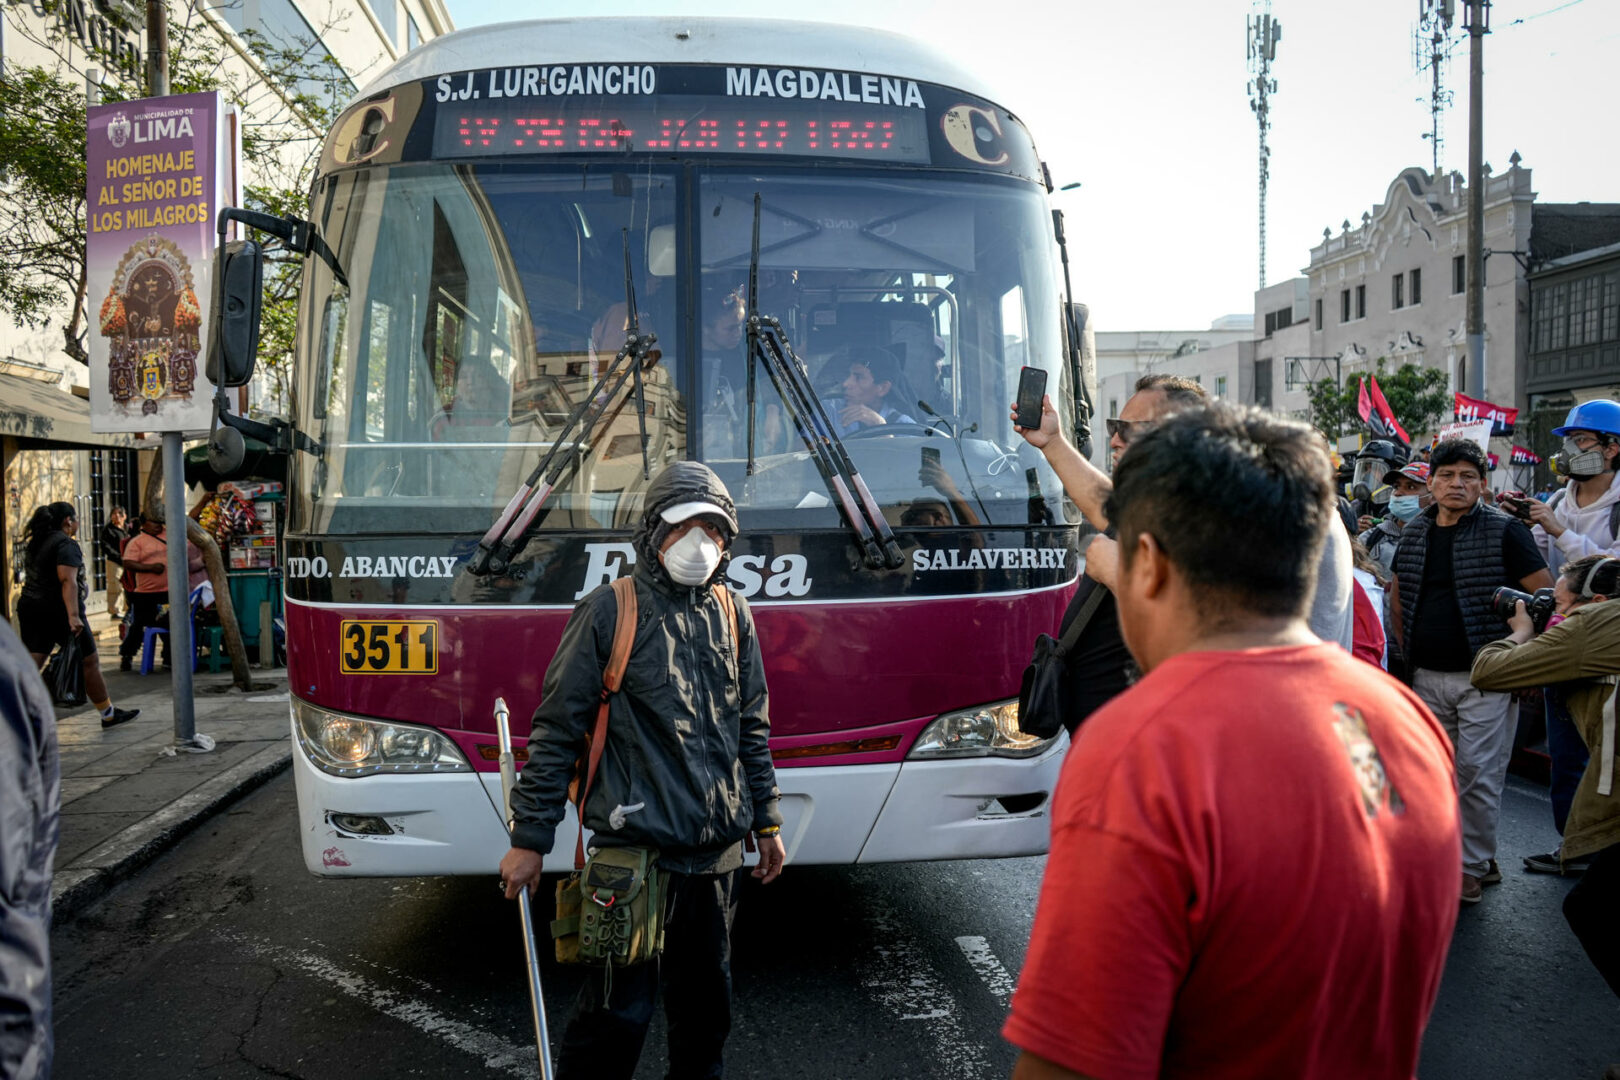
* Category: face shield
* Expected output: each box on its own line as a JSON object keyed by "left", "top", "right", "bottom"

{"left": 1351, "top": 457, "right": 1392, "bottom": 505}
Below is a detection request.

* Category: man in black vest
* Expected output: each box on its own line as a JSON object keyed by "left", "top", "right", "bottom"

{"left": 1390, "top": 437, "right": 1552, "bottom": 905}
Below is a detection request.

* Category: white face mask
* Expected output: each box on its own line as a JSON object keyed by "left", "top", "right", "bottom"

{"left": 660, "top": 525, "right": 723, "bottom": 586}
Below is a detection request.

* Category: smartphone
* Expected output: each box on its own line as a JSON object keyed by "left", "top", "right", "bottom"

{"left": 920, "top": 446, "right": 941, "bottom": 469}
{"left": 1014, "top": 366, "right": 1048, "bottom": 430}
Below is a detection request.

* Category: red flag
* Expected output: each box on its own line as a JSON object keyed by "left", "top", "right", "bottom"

{"left": 1368, "top": 376, "right": 1411, "bottom": 447}
{"left": 1356, "top": 377, "right": 1373, "bottom": 425}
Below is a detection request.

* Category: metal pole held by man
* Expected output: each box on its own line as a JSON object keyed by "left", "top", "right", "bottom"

{"left": 495, "top": 696, "right": 555, "bottom": 1080}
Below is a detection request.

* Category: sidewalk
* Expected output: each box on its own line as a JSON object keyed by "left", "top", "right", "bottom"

{"left": 51, "top": 617, "right": 293, "bottom": 920}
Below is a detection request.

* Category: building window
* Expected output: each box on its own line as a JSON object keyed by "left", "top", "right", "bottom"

{"left": 1604, "top": 273, "right": 1619, "bottom": 342}
{"left": 1254, "top": 358, "right": 1273, "bottom": 409}
{"left": 1453, "top": 254, "right": 1466, "bottom": 295}
{"left": 1355, "top": 285, "right": 1366, "bottom": 320}
{"left": 1108, "top": 398, "right": 1118, "bottom": 419}
{"left": 1340, "top": 289, "right": 1351, "bottom": 323}
{"left": 1410, "top": 267, "right": 1422, "bottom": 306}
{"left": 1314, "top": 297, "right": 1323, "bottom": 330}
{"left": 408, "top": 13, "right": 421, "bottom": 50}
{"left": 370, "top": 0, "right": 399, "bottom": 45}
{"left": 1550, "top": 282, "right": 1569, "bottom": 350}
{"left": 1392, "top": 273, "right": 1404, "bottom": 310}
{"left": 209, "top": 0, "right": 357, "bottom": 109}
{"left": 1215, "top": 375, "right": 1228, "bottom": 398}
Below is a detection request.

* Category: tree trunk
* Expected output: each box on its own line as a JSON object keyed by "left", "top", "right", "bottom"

{"left": 142, "top": 453, "right": 254, "bottom": 689}
{"left": 184, "top": 517, "right": 253, "bottom": 690}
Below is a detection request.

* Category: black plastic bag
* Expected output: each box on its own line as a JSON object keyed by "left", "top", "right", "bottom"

{"left": 43, "top": 634, "right": 86, "bottom": 708}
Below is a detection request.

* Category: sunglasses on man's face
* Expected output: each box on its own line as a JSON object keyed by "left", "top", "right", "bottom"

{"left": 1105, "top": 418, "right": 1147, "bottom": 441}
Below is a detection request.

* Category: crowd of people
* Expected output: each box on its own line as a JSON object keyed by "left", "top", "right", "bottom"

{"left": 8, "top": 378, "right": 1619, "bottom": 1079}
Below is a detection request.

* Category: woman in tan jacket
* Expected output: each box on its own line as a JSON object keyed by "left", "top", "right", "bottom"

{"left": 1472, "top": 553, "right": 1620, "bottom": 1005}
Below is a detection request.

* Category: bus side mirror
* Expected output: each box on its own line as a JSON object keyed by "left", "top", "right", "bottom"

{"left": 1066, "top": 301, "right": 1095, "bottom": 459}
{"left": 207, "top": 239, "right": 265, "bottom": 388}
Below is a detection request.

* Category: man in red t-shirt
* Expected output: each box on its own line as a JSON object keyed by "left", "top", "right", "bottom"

{"left": 1005, "top": 405, "right": 1461, "bottom": 1080}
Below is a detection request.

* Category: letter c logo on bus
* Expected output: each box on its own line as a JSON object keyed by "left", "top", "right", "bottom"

{"left": 940, "top": 104, "right": 1009, "bottom": 166}
{"left": 332, "top": 96, "right": 398, "bottom": 164}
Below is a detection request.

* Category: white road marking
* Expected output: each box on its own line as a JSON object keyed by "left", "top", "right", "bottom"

{"left": 223, "top": 934, "right": 537, "bottom": 1076}
{"left": 857, "top": 905, "right": 993, "bottom": 1080}
{"left": 954, "top": 935, "right": 1016, "bottom": 1007}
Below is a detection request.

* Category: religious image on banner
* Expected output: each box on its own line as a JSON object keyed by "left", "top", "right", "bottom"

{"left": 100, "top": 235, "right": 202, "bottom": 415}
{"left": 1453, "top": 391, "right": 1518, "bottom": 437}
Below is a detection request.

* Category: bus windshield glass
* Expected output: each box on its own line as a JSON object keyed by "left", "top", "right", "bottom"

{"left": 292, "top": 162, "right": 1069, "bottom": 535}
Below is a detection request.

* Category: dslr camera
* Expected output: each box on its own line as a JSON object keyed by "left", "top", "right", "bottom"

{"left": 1492, "top": 586, "right": 1556, "bottom": 633}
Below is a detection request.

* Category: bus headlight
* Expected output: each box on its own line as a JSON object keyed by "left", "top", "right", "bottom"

{"left": 908, "top": 699, "right": 1053, "bottom": 760}
{"left": 294, "top": 700, "right": 471, "bottom": 777}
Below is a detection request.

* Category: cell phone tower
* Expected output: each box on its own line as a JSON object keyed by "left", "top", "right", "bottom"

{"left": 1247, "top": 2, "right": 1281, "bottom": 290}
{"left": 1415, "top": 0, "right": 1456, "bottom": 176}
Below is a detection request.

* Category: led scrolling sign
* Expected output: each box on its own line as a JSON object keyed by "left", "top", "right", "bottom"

{"left": 430, "top": 89, "right": 931, "bottom": 163}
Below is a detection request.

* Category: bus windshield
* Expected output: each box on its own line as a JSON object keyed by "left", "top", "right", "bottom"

{"left": 292, "top": 162, "right": 1070, "bottom": 536}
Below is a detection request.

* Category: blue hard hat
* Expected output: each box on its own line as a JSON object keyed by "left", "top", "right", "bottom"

{"left": 1552, "top": 399, "right": 1620, "bottom": 438}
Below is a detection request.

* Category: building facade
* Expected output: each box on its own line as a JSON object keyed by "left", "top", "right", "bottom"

{"left": 0, "top": 0, "right": 452, "bottom": 621}
{"left": 1523, "top": 241, "right": 1620, "bottom": 483}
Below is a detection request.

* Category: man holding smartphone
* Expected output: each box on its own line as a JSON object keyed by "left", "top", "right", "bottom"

{"left": 1013, "top": 373, "right": 1356, "bottom": 733}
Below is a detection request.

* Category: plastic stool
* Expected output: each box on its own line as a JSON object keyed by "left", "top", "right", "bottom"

{"left": 139, "top": 626, "right": 168, "bottom": 674}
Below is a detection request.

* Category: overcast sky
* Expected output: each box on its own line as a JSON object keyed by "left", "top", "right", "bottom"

{"left": 444, "top": 0, "right": 1618, "bottom": 333}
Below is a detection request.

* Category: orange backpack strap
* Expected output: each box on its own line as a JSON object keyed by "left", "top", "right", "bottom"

{"left": 712, "top": 583, "right": 739, "bottom": 648}
{"left": 574, "top": 576, "right": 638, "bottom": 870}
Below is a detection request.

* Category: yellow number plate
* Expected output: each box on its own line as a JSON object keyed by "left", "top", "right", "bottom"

{"left": 340, "top": 620, "right": 439, "bottom": 674}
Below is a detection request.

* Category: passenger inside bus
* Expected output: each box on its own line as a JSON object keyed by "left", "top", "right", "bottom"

{"left": 699, "top": 279, "right": 749, "bottom": 457}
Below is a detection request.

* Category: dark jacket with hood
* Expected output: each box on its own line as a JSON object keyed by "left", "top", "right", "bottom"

{"left": 0, "top": 621, "right": 59, "bottom": 1080}
{"left": 509, "top": 462, "right": 782, "bottom": 874}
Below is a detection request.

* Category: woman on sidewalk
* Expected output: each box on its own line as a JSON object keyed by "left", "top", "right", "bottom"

{"left": 16, "top": 503, "right": 138, "bottom": 728}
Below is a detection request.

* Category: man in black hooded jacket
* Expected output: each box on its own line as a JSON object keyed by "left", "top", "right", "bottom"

{"left": 499, "top": 461, "right": 784, "bottom": 1080}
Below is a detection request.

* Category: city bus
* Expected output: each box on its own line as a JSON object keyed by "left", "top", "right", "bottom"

{"left": 211, "top": 17, "right": 1096, "bottom": 876}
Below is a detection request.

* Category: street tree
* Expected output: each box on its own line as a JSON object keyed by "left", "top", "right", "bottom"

{"left": 1, "top": 3, "right": 358, "bottom": 686}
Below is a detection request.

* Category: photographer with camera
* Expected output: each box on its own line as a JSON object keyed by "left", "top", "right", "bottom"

{"left": 1389, "top": 437, "right": 1553, "bottom": 904}
{"left": 1471, "top": 555, "right": 1620, "bottom": 1003}
{"left": 1502, "top": 401, "right": 1620, "bottom": 874}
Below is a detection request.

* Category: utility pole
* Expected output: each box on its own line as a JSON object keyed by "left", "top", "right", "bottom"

{"left": 1464, "top": 0, "right": 1489, "bottom": 400}
{"left": 147, "top": 0, "right": 196, "bottom": 742}
{"left": 1247, "top": 3, "right": 1281, "bottom": 291}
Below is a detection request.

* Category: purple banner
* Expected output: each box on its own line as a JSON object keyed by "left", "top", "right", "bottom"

{"left": 87, "top": 92, "right": 227, "bottom": 433}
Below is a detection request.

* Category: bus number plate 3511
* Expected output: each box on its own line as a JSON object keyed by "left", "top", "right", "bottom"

{"left": 340, "top": 620, "right": 439, "bottom": 674}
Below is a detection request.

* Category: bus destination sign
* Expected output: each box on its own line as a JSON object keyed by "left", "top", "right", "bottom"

{"left": 428, "top": 64, "right": 932, "bottom": 164}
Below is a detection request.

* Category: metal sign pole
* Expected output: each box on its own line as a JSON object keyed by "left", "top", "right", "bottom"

{"left": 163, "top": 435, "right": 195, "bottom": 741}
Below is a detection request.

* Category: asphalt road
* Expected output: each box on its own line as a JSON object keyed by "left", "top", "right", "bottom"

{"left": 50, "top": 773, "right": 1620, "bottom": 1079}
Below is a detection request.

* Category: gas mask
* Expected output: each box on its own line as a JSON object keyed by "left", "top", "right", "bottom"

{"left": 660, "top": 525, "right": 723, "bottom": 586}
{"left": 1351, "top": 458, "right": 1392, "bottom": 506}
{"left": 1554, "top": 436, "right": 1610, "bottom": 481}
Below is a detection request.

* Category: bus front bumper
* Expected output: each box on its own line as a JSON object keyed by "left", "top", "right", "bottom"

{"left": 291, "top": 717, "right": 1067, "bottom": 876}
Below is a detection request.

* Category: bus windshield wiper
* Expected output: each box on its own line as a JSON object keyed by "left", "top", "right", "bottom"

{"left": 470, "top": 229, "right": 656, "bottom": 576}
{"left": 743, "top": 193, "right": 903, "bottom": 571}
